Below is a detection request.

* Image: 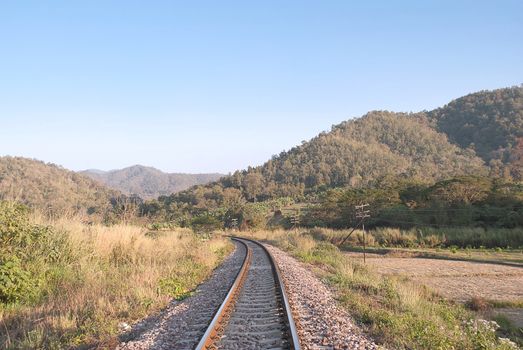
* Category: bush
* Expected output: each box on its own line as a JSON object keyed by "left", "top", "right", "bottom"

{"left": 191, "top": 214, "right": 223, "bottom": 233}
{"left": 0, "top": 255, "right": 36, "bottom": 303}
{"left": 372, "top": 227, "right": 416, "bottom": 247}
{"left": 422, "top": 227, "right": 523, "bottom": 248}
{"left": 0, "top": 201, "right": 66, "bottom": 304}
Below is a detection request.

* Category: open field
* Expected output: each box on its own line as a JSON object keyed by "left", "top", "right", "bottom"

{"left": 348, "top": 249, "right": 523, "bottom": 342}
{"left": 348, "top": 253, "right": 523, "bottom": 303}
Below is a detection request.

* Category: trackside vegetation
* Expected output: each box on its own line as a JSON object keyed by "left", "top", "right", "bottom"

{"left": 0, "top": 201, "right": 232, "bottom": 349}
{"left": 243, "top": 230, "right": 520, "bottom": 350}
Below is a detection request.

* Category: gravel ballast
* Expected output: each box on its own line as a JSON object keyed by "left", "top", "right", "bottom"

{"left": 117, "top": 239, "right": 379, "bottom": 349}
{"left": 117, "top": 241, "right": 246, "bottom": 350}
{"left": 265, "top": 244, "right": 379, "bottom": 350}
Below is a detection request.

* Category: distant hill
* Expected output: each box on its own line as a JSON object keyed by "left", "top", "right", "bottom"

{"left": 0, "top": 156, "right": 119, "bottom": 215}
{"left": 81, "top": 165, "right": 223, "bottom": 199}
{"left": 162, "top": 86, "right": 523, "bottom": 210}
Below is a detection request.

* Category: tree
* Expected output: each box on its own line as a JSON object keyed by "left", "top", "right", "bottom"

{"left": 242, "top": 173, "right": 264, "bottom": 201}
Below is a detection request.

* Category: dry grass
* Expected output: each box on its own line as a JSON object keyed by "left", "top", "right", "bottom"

{"left": 0, "top": 217, "right": 232, "bottom": 349}
{"left": 358, "top": 254, "right": 523, "bottom": 303}
{"left": 353, "top": 249, "right": 523, "bottom": 342}
{"left": 241, "top": 229, "right": 520, "bottom": 349}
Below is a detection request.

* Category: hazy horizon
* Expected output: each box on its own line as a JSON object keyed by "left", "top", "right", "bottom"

{"left": 1, "top": 1, "right": 522, "bottom": 173}
{"left": 81, "top": 164, "right": 226, "bottom": 175}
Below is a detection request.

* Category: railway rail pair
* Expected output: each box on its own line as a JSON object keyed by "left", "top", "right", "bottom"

{"left": 194, "top": 237, "right": 300, "bottom": 350}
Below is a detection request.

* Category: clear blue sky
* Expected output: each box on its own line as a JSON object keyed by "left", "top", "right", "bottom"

{"left": 0, "top": 1, "right": 521, "bottom": 174}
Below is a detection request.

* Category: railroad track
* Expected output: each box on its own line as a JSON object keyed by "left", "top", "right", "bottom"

{"left": 195, "top": 237, "right": 301, "bottom": 350}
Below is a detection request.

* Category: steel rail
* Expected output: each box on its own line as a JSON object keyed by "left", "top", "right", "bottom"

{"left": 194, "top": 237, "right": 301, "bottom": 350}
{"left": 194, "top": 238, "right": 252, "bottom": 350}
{"left": 239, "top": 237, "right": 301, "bottom": 350}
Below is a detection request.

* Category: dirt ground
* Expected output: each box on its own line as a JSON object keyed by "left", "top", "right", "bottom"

{"left": 347, "top": 252, "right": 523, "bottom": 327}
{"left": 353, "top": 255, "right": 523, "bottom": 302}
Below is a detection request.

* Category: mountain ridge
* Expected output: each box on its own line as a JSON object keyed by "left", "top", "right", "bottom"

{"left": 157, "top": 86, "right": 522, "bottom": 213}
{"left": 0, "top": 156, "right": 120, "bottom": 215}
{"left": 81, "top": 165, "right": 223, "bottom": 199}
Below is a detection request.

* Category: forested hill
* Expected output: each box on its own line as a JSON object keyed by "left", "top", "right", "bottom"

{"left": 427, "top": 86, "right": 523, "bottom": 179}
{"left": 81, "top": 165, "right": 223, "bottom": 199}
{"left": 0, "top": 156, "right": 119, "bottom": 215}
{"left": 162, "top": 86, "right": 522, "bottom": 209}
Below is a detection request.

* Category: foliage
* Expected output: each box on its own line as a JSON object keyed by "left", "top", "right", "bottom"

{"left": 164, "top": 111, "right": 486, "bottom": 208}
{"left": 427, "top": 86, "right": 523, "bottom": 180}
{"left": 158, "top": 277, "right": 193, "bottom": 300}
{"left": 305, "top": 176, "right": 523, "bottom": 231}
{"left": 190, "top": 213, "right": 223, "bottom": 233}
{"left": 0, "top": 201, "right": 68, "bottom": 303}
{"left": 306, "top": 226, "right": 523, "bottom": 250}
{"left": 0, "top": 255, "right": 35, "bottom": 303}
{"left": 0, "top": 209, "right": 232, "bottom": 349}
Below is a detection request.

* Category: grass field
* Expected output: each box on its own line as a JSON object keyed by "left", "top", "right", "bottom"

{"left": 348, "top": 249, "right": 523, "bottom": 346}
{"left": 2, "top": 200, "right": 521, "bottom": 349}
{"left": 357, "top": 255, "right": 523, "bottom": 302}
{"left": 0, "top": 205, "right": 232, "bottom": 349}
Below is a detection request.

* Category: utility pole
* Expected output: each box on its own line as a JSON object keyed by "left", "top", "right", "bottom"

{"left": 290, "top": 210, "right": 300, "bottom": 230}
{"left": 230, "top": 218, "right": 238, "bottom": 231}
{"left": 355, "top": 204, "right": 370, "bottom": 263}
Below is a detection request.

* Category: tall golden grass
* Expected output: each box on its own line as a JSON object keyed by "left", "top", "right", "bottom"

{"left": 1, "top": 217, "right": 231, "bottom": 349}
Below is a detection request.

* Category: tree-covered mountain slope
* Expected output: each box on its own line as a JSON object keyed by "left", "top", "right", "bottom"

{"left": 166, "top": 113, "right": 487, "bottom": 208}
{"left": 0, "top": 156, "right": 119, "bottom": 215}
{"left": 254, "top": 111, "right": 487, "bottom": 194}
{"left": 163, "top": 86, "right": 523, "bottom": 209}
{"left": 81, "top": 165, "right": 223, "bottom": 199}
{"left": 427, "top": 85, "right": 523, "bottom": 178}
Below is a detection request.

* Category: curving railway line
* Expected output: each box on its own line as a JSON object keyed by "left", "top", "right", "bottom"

{"left": 195, "top": 237, "right": 300, "bottom": 350}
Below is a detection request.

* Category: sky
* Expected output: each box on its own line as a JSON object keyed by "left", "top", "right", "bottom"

{"left": 0, "top": 1, "right": 522, "bottom": 174}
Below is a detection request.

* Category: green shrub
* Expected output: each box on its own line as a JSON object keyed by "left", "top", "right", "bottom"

{"left": 158, "top": 277, "right": 192, "bottom": 300}
{"left": 191, "top": 214, "right": 223, "bottom": 233}
{"left": 0, "top": 201, "right": 74, "bottom": 305}
{"left": 0, "top": 255, "right": 37, "bottom": 303}
{"left": 0, "top": 201, "right": 32, "bottom": 252}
